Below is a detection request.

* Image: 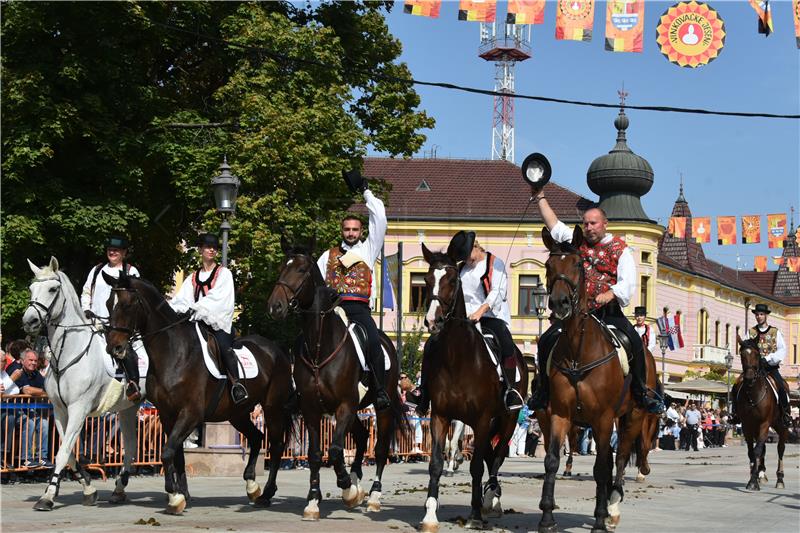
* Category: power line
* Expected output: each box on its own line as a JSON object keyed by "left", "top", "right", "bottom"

{"left": 151, "top": 20, "right": 800, "bottom": 120}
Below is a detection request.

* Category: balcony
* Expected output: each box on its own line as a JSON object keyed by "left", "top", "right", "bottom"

{"left": 692, "top": 344, "right": 730, "bottom": 365}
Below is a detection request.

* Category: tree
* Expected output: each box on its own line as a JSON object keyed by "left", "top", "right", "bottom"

{"left": 1, "top": 1, "right": 433, "bottom": 341}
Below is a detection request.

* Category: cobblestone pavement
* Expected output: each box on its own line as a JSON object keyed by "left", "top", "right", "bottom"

{"left": 2, "top": 444, "right": 798, "bottom": 532}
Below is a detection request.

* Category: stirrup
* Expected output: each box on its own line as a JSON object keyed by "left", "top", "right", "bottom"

{"left": 231, "top": 382, "right": 249, "bottom": 405}
{"left": 374, "top": 388, "right": 391, "bottom": 411}
{"left": 125, "top": 381, "right": 142, "bottom": 402}
{"left": 504, "top": 388, "right": 524, "bottom": 411}
{"left": 641, "top": 393, "right": 665, "bottom": 415}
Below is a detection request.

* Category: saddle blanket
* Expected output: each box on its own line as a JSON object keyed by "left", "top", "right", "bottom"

{"left": 332, "top": 307, "right": 391, "bottom": 371}
{"left": 101, "top": 338, "right": 150, "bottom": 379}
{"left": 196, "top": 323, "right": 259, "bottom": 380}
{"left": 474, "top": 323, "right": 521, "bottom": 383}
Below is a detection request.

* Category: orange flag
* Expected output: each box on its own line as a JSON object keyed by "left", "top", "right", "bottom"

{"left": 754, "top": 256, "right": 767, "bottom": 272}
{"left": 794, "top": 0, "right": 800, "bottom": 48}
{"left": 404, "top": 0, "right": 441, "bottom": 18}
{"left": 749, "top": 0, "right": 773, "bottom": 36}
{"left": 556, "top": 0, "right": 594, "bottom": 42}
{"left": 458, "top": 0, "right": 496, "bottom": 22}
{"left": 605, "top": 0, "right": 644, "bottom": 53}
{"left": 767, "top": 213, "right": 787, "bottom": 248}
{"left": 772, "top": 256, "right": 784, "bottom": 266}
{"left": 716, "top": 216, "right": 736, "bottom": 245}
{"left": 741, "top": 215, "right": 761, "bottom": 244}
{"left": 691, "top": 217, "right": 711, "bottom": 243}
{"left": 507, "top": 0, "right": 545, "bottom": 24}
{"left": 788, "top": 257, "right": 800, "bottom": 273}
{"left": 668, "top": 217, "right": 687, "bottom": 238}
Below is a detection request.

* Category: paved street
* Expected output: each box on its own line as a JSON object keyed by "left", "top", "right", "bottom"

{"left": 2, "top": 444, "right": 798, "bottom": 532}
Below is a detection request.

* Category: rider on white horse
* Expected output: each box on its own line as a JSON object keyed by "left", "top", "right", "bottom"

{"left": 169, "top": 233, "right": 247, "bottom": 405}
{"left": 81, "top": 235, "right": 142, "bottom": 401}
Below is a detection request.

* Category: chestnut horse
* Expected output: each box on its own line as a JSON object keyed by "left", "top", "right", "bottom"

{"left": 418, "top": 243, "right": 528, "bottom": 532}
{"left": 267, "top": 243, "right": 407, "bottom": 519}
{"left": 104, "top": 271, "right": 292, "bottom": 514}
{"left": 535, "top": 226, "right": 653, "bottom": 533}
{"left": 735, "top": 335, "right": 788, "bottom": 491}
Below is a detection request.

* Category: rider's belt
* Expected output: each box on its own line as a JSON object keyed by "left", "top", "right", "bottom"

{"left": 338, "top": 293, "right": 370, "bottom": 303}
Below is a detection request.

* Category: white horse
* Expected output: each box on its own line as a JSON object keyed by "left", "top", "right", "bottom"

{"left": 21, "top": 257, "right": 141, "bottom": 511}
{"left": 443, "top": 420, "right": 466, "bottom": 476}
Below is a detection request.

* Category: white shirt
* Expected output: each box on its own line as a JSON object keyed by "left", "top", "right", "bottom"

{"left": 634, "top": 324, "right": 657, "bottom": 352}
{"left": 81, "top": 263, "right": 141, "bottom": 318}
{"left": 550, "top": 220, "right": 636, "bottom": 308}
{"left": 753, "top": 324, "right": 787, "bottom": 366}
{"left": 169, "top": 266, "right": 235, "bottom": 334}
{"left": 460, "top": 255, "right": 511, "bottom": 326}
{"left": 317, "top": 189, "right": 387, "bottom": 279}
{"left": 666, "top": 406, "right": 680, "bottom": 423}
{"left": 1, "top": 370, "right": 20, "bottom": 395}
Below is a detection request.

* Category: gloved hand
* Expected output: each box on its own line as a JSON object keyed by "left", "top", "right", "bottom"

{"left": 358, "top": 178, "right": 369, "bottom": 193}
{"left": 84, "top": 310, "right": 95, "bottom": 320}
{"left": 177, "top": 309, "right": 195, "bottom": 321}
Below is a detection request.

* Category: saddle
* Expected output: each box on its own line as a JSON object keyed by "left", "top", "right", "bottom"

{"left": 545, "top": 317, "right": 630, "bottom": 377}
{"left": 331, "top": 306, "right": 392, "bottom": 374}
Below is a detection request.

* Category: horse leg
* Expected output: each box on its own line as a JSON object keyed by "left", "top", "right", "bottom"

{"left": 367, "top": 409, "right": 391, "bottom": 512}
{"left": 229, "top": 415, "right": 264, "bottom": 503}
{"left": 348, "top": 416, "right": 368, "bottom": 489}
{"left": 775, "top": 428, "right": 787, "bottom": 489}
{"left": 589, "top": 421, "right": 613, "bottom": 533}
{"left": 302, "top": 412, "right": 323, "bottom": 521}
{"left": 255, "top": 406, "right": 287, "bottom": 507}
{"left": 635, "top": 416, "right": 656, "bottom": 482}
{"left": 110, "top": 406, "right": 137, "bottom": 504}
{"left": 162, "top": 416, "right": 197, "bottom": 514}
{"left": 481, "top": 414, "right": 514, "bottom": 519}
{"left": 607, "top": 412, "right": 641, "bottom": 531}
{"left": 758, "top": 438, "right": 768, "bottom": 482}
{"left": 564, "top": 425, "right": 577, "bottom": 477}
{"left": 745, "top": 437, "right": 760, "bottom": 491}
{"left": 421, "top": 413, "right": 449, "bottom": 533}
{"left": 538, "top": 414, "right": 569, "bottom": 533}
{"left": 330, "top": 407, "right": 361, "bottom": 508}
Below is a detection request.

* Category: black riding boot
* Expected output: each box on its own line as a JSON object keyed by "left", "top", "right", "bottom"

{"left": 779, "top": 390, "right": 792, "bottom": 428}
{"left": 222, "top": 348, "right": 249, "bottom": 405}
{"left": 120, "top": 347, "right": 141, "bottom": 402}
{"left": 502, "top": 361, "right": 523, "bottom": 411}
{"left": 729, "top": 383, "right": 740, "bottom": 422}
{"left": 631, "top": 348, "right": 664, "bottom": 414}
{"left": 370, "top": 350, "right": 390, "bottom": 412}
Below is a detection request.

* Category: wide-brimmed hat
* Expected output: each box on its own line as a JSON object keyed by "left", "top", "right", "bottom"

{"left": 342, "top": 169, "right": 366, "bottom": 193}
{"left": 197, "top": 233, "right": 221, "bottom": 249}
{"left": 447, "top": 230, "right": 476, "bottom": 263}
{"left": 106, "top": 235, "right": 129, "bottom": 249}
{"left": 634, "top": 306, "right": 647, "bottom": 317}
{"left": 751, "top": 303, "right": 771, "bottom": 315}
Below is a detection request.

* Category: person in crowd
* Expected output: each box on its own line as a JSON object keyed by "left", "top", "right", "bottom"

{"left": 525, "top": 411, "right": 541, "bottom": 457}
{"left": 81, "top": 235, "right": 142, "bottom": 401}
{"left": 666, "top": 402, "right": 680, "bottom": 426}
{"left": 509, "top": 403, "right": 530, "bottom": 457}
{"left": 579, "top": 426, "right": 594, "bottom": 456}
{"left": 4, "top": 339, "right": 30, "bottom": 375}
{"left": 633, "top": 306, "right": 656, "bottom": 353}
{"left": 1, "top": 354, "right": 21, "bottom": 466}
{"left": 13, "top": 349, "right": 52, "bottom": 468}
{"left": 683, "top": 402, "right": 701, "bottom": 451}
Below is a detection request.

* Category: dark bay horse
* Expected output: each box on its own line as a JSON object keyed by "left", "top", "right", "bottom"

{"left": 418, "top": 243, "right": 528, "bottom": 532}
{"left": 735, "top": 335, "right": 788, "bottom": 491}
{"left": 535, "top": 226, "right": 653, "bottom": 533}
{"left": 267, "top": 244, "right": 407, "bottom": 520}
{"left": 103, "top": 271, "right": 292, "bottom": 514}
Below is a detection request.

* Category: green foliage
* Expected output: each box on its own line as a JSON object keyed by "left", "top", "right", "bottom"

{"left": 399, "top": 321, "right": 427, "bottom": 378}
{"left": 1, "top": 1, "right": 433, "bottom": 342}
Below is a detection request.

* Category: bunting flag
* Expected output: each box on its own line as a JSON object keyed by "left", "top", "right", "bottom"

{"left": 691, "top": 217, "right": 711, "bottom": 243}
{"left": 767, "top": 213, "right": 787, "bottom": 248}
{"left": 404, "top": 0, "right": 441, "bottom": 18}
{"left": 656, "top": 1, "right": 726, "bottom": 68}
{"left": 748, "top": 0, "right": 773, "bottom": 36}
{"left": 772, "top": 256, "right": 785, "bottom": 266}
{"left": 507, "top": 0, "right": 545, "bottom": 24}
{"left": 668, "top": 216, "right": 687, "bottom": 238}
{"left": 788, "top": 257, "right": 800, "bottom": 273}
{"left": 741, "top": 215, "right": 761, "bottom": 244}
{"left": 754, "top": 256, "right": 767, "bottom": 272}
{"left": 605, "top": 0, "right": 644, "bottom": 52}
{"left": 716, "top": 216, "right": 736, "bottom": 245}
{"left": 795, "top": 0, "right": 800, "bottom": 48}
{"left": 458, "top": 0, "right": 496, "bottom": 22}
{"left": 556, "top": 0, "right": 595, "bottom": 42}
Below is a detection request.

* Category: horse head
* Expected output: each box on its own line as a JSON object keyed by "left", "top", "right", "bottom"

{"left": 23, "top": 256, "right": 69, "bottom": 334}
{"left": 103, "top": 268, "right": 141, "bottom": 360}
{"left": 421, "top": 242, "right": 462, "bottom": 335}
{"left": 542, "top": 225, "right": 584, "bottom": 320}
{"left": 737, "top": 334, "right": 761, "bottom": 381}
{"left": 268, "top": 235, "right": 321, "bottom": 320}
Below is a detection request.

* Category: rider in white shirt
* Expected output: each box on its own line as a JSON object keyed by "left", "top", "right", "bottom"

{"left": 81, "top": 235, "right": 142, "bottom": 401}
{"left": 170, "top": 233, "right": 246, "bottom": 404}
{"left": 633, "top": 306, "right": 657, "bottom": 353}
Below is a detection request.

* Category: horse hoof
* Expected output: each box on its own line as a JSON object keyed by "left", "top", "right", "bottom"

{"left": 33, "top": 498, "right": 54, "bottom": 511}
{"left": 254, "top": 493, "right": 272, "bottom": 507}
{"left": 166, "top": 493, "right": 186, "bottom": 515}
{"left": 465, "top": 518, "right": 484, "bottom": 529}
{"left": 776, "top": 481, "right": 785, "bottom": 489}
{"left": 538, "top": 522, "right": 558, "bottom": 533}
{"left": 246, "top": 481, "right": 262, "bottom": 502}
{"left": 635, "top": 473, "right": 646, "bottom": 483}
{"left": 342, "top": 484, "right": 364, "bottom": 509}
{"left": 593, "top": 528, "right": 610, "bottom": 533}
{"left": 444, "top": 470, "right": 453, "bottom": 477}
{"left": 82, "top": 490, "right": 98, "bottom": 506}
{"left": 606, "top": 513, "right": 621, "bottom": 529}
{"left": 367, "top": 491, "right": 381, "bottom": 512}
{"left": 109, "top": 490, "right": 127, "bottom": 504}
{"left": 302, "top": 500, "right": 320, "bottom": 521}
{"left": 562, "top": 471, "right": 572, "bottom": 477}
{"left": 420, "top": 521, "right": 440, "bottom": 533}
{"left": 745, "top": 482, "right": 760, "bottom": 492}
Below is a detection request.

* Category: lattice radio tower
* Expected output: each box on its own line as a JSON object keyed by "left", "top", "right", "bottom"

{"left": 479, "top": 21, "right": 531, "bottom": 163}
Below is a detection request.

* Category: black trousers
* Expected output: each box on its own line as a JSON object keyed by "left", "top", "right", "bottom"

{"left": 209, "top": 325, "right": 238, "bottom": 379}
{"left": 340, "top": 300, "right": 384, "bottom": 384}
{"left": 479, "top": 317, "right": 515, "bottom": 366}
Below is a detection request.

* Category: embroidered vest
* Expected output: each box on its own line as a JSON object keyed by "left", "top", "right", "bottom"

{"left": 192, "top": 265, "right": 221, "bottom": 302}
{"left": 579, "top": 236, "right": 627, "bottom": 311}
{"left": 749, "top": 325, "right": 778, "bottom": 359}
{"left": 325, "top": 246, "right": 372, "bottom": 303}
{"left": 459, "top": 252, "right": 495, "bottom": 297}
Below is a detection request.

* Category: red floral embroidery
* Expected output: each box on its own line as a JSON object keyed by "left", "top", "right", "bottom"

{"left": 325, "top": 246, "right": 372, "bottom": 302}
{"left": 579, "top": 236, "right": 627, "bottom": 310}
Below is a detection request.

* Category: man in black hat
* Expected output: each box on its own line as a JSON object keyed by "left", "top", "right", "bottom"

{"left": 316, "top": 172, "right": 391, "bottom": 411}
{"left": 81, "top": 235, "right": 143, "bottom": 401}
{"left": 633, "top": 306, "right": 656, "bottom": 354}
{"left": 732, "top": 303, "right": 791, "bottom": 426}
{"left": 170, "top": 233, "right": 248, "bottom": 404}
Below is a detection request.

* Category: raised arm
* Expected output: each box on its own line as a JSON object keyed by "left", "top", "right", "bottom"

{"left": 532, "top": 189, "right": 559, "bottom": 232}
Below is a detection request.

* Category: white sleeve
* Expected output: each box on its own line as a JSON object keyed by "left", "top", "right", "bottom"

{"left": 363, "top": 189, "right": 387, "bottom": 267}
{"left": 317, "top": 250, "right": 330, "bottom": 283}
{"left": 766, "top": 329, "right": 787, "bottom": 365}
{"left": 129, "top": 265, "right": 141, "bottom": 278}
{"left": 610, "top": 247, "right": 636, "bottom": 308}
{"left": 484, "top": 257, "right": 508, "bottom": 309}
{"left": 80, "top": 267, "right": 97, "bottom": 312}
{"left": 648, "top": 328, "right": 657, "bottom": 351}
{"left": 169, "top": 277, "right": 195, "bottom": 314}
{"left": 550, "top": 220, "right": 575, "bottom": 243}
{"left": 191, "top": 268, "right": 235, "bottom": 333}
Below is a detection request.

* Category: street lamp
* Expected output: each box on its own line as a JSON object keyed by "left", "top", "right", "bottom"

{"left": 725, "top": 348, "right": 734, "bottom": 409}
{"left": 657, "top": 333, "right": 670, "bottom": 384}
{"left": 532, "top": 282, "right": 549, "bottom": 336}
{"left": 210, "top": 157, "right": 240, "bottom": 267}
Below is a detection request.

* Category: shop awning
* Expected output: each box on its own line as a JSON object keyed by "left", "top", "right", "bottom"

{"left": 665, "top": 378, "right": 729, "bottom": 395}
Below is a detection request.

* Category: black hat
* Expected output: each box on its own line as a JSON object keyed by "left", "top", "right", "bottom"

{"left": 521, "top": 152, "right": 552, "bottom": 188}
{"left": 197, "top": 233, "right": 220, "bottom": 249}
{"left": 751, "top": 303, "right": 771, "bottom": 315}
{"left": 634, "top": 306, "right": 647, "bottom": 317}
{"left": 447, "top": 230, "right": 476, "bottom": 263}
{"left": 106, "top": 235, "right": 129, "bottom": 249}
{"left": 342, "top": 169, "right": 366, "bottom": 193}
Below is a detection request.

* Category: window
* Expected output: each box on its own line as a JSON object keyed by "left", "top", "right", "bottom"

{"left": 640, "top": 275, "right": 650, "bottom": 310}
{"left": 725, "top": 324, "right": 731, "bottom": 349}
{"left": 715, "top": 320, "right": 720, "bottom": 347}
{"left": 641, "top": 251, "right": 652, "bottom": 264}
{"left": 735, "top": 326, "right": 741, "bottom": 354}
{"left": 410, "top": 273, "right": 428, "bottom": 313}
{"left": 517, "top": 274, "right": 541, "bottom": 316}
{"left": 698, "top": 309, "right": 709, "bottom": 345}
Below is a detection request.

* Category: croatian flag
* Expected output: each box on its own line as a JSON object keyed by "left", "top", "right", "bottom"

{"left": 657, "top": 314, "right": 685, "bottom": 351}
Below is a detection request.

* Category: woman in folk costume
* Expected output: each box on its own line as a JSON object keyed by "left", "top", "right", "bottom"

{"left": 633, "top": 306, "right": 656, "bottom": 353}
{"left": 170, "top": 233, "right": 247, "bottom": 404}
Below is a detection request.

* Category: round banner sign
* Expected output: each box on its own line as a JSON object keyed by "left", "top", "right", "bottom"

{"left": 656, "top": 1, "right": 725, "bottom": 68}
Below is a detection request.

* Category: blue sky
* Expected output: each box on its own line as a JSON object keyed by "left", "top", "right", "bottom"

{"left": 372, "top": 1, "right": 800, "bottom": 270}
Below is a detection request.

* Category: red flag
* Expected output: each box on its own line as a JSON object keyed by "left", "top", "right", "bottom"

{"left": 404, "top": 0, "right": 441, "bottom": 18}
{"left": 787, "top": 257, "right": 800, "bottom": 273}
{"left": 691, "top": 217, "right": 711, "bottom": 244}
{"left": 668, "top": 217, "right": 687, "bottom": 238}
{"left": 458, "top": 0, "right": 496, "bottom": 22}
{"left": 767, "top": 213, "right": 787, "bottom": 249}
{"left": 507, "top": 0, "right": 545, "bottom": 25}
{"left": 754, "top": 256, "right": 767, "bottom": 272}
{"left": 716, "top": 216, "right": 736, "bottom": 245}
{"left": 556, "top": 0, "right": 594, "bottom": 42}
{"left": 741, "top": 215, "right": 761, "bottom": 244}
{"left": 605, "top": 0, "right": 644, "bottom": 53}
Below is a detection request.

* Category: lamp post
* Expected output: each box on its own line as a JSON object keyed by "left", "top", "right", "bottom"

{"left": 725, "top": 349, "right": 734, "bottom": 409}
{"left": 210, "top": 157, "right": 240, "bottom": 267}
{"left": 657, "top": 333, "right": 670, "bottom": 384}
{"left": 532, "top": 282, "right": 549, "bottom": 336}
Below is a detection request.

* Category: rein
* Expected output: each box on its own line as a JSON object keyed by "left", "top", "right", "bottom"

{"left": 108, "top": 287, "right": 191, "bottom": 342}
{"left": 428, "top": 264, "right": 466, "bottom": 326}
{"left": 741, "top": 358, "right": 769, "bottom": 408}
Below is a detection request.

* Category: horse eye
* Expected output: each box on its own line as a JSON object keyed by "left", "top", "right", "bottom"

{"left": 49, "top": 287, "right": 57, "bottom": 293}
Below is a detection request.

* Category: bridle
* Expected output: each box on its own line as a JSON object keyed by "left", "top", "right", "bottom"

{"left": 426, "top": 264, "right": 464, "bottom": 327}
{"left": 26, "top": 277, "right": 66, "bottom": 329}
{"left": 274, "top": 256, "right": 314, "bottom": 313}
{"left": 107, "top": 285, "right": 191, "bottom": 344}
{"left": 739, "top": 343, "right": 768, "bottom": 407}
{"left": 546, "top": 250, "right": 583, "bottom": 319}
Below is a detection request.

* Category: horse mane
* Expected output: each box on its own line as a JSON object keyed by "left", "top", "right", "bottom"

{"left": 312, "top": 285, "right": 340, "bottom": 315}
{"left": 56, "top": 271, "right": 86, "bottom": 320}
{"left": 129, "top": 276, "right": 179, "bottom": 321}
{"left": 427, "top": 250, "right": 454, "bottom": 267}
{"left": 740, "top": 337, "right": 759, "bottom": 352}
{"left": 549, "top": 240, "right": 580, "bottom": 255}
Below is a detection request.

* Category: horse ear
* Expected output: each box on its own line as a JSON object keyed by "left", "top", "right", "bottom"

{"left": 571, "top": 225, "right": 584, "bottom": 248}
{"left": 280, "top": 234, "right": 291, "bottom": 254}
{"left": 27, "top": 259, "right": 42, "bottom": 277}
{"left": 49, "top": 256, "right": 59, "bottom": 272}
{"left": 421, "top": 242, "right": 433, "bottom": 264}
{"left": 307, "top": 234, "right": 317, "bottom": 254}
{"left": 541, "top": 228, "right": 555, "bottom": 252}
{"left": 102, "top": 271, "right": 119, "bottom": 288}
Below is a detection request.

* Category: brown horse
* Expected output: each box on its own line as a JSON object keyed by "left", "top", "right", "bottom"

{"left": 267, "top": 243, "right": 407, "bottom": 519}
{"left": 734, "top": 335, "right": 788, "bottom": 491}
{"left": 535, "top": 226, "right": 653, "bottom": 533}
{"left": 104, "top": 272, "right": 292, "bottom": 514}
{"left": 418, "top": 243, "right": 528, "bottom": 532}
